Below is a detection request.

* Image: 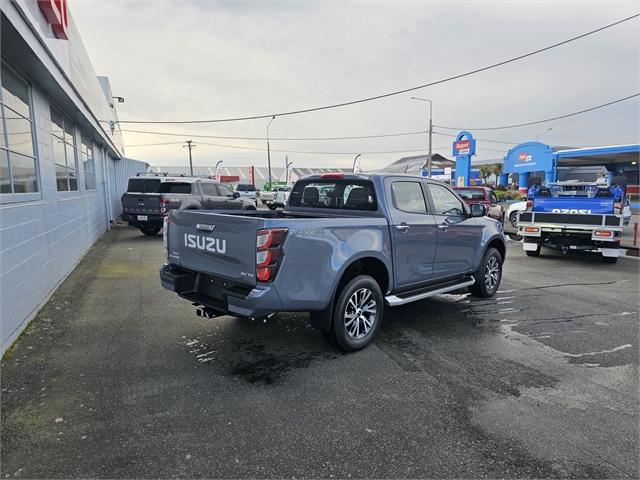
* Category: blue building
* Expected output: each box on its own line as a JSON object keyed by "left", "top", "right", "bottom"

{"left": 499, "top": 142, "right": 639, "bottom": 192}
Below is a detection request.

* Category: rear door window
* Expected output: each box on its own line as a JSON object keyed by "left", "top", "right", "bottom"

{"left": 201, "top": 183, "right": 217, "bottom": 196}
{"left": 158, "top": 182, "right": 192, "bottom": 194}
{"left": 391, "top": 181, "right": 428, "bottom": 213}
{"left": 288, "top": 179, "right": 377, "bottom": 211}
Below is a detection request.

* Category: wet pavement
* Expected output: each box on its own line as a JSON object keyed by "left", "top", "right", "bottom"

{"left": 1, "top": 226, "right": 638, "bottom": 478}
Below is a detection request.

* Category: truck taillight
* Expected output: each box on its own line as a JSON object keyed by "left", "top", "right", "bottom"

{"left": 526, "top": 200, "right": 533, "bottom": 209}
{"left": 160, "top": 198, "right": 170, "bottom": 216}
{"left": 256, "top": 228, "right": 287, "bottom": 282}
{"left": 594, "top": 230, "right": 613, "bottom": 237}
{"left": 614, "top": 201, "right": 622, "bottom": 213}
{"left": 163, "top": 214, "right": 170, "bottom": 263}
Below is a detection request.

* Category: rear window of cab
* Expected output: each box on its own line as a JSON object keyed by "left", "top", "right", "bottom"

{"left": 288, "top": 179, "right": 377, "bottom": 211}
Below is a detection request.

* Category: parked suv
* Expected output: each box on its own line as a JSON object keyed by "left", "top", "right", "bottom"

{"left": 235, "top": 184, "right": 257, "bottom": 200}
{"left": 454, "top": 186, "right": 505, "bottom": 223}
{"left": 121, "top": 176, "right": 256, "bottom": 236}
{"left": 161, "top": 173, "right": 505, "bottom": 351}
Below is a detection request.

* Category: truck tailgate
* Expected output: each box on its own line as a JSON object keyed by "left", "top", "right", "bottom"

{"left": 168, "top": 210, "right": 264, "bottom": 287}
{"left": 122, "top": 193, "right": 161, "bottom": 215}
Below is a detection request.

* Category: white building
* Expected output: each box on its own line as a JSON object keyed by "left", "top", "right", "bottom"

{"left": 0, "top": 0, "right": 146, "bottom": 354}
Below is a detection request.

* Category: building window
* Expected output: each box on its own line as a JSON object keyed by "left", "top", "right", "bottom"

{"left": 0, "top": 65, "right": 38, "bottom": 194}
{"left": 81, "top": 134, "right": 96, "bottom": 190}
{"left": 50, "top": 107, "right": 78, "bottom": 191}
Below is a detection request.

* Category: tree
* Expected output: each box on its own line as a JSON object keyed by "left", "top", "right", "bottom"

{"left": 491, "top": 163, "right": 503, "bottom": 177}
{"left": 478, "top": 165, "right": 493, "bottom": 184}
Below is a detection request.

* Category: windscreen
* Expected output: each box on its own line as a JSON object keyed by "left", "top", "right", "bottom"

{"left": 456, "top": 188, "right": 485, "bottom": 200}
{"left": 288, "top": 179, "right": 377, "bottom": 211}
{"left": 127, "top": 178, "right": 160, "bottom": 193}
{"left": 158, "top": 182, "right": 192, "bottom": 194}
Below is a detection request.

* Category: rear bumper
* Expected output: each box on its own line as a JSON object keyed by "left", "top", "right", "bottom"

{"left": 160, "top": 264, "right": 284, "bottom": 318}
{"left": 122, "top": 213, "right": 163, "bottom": 227}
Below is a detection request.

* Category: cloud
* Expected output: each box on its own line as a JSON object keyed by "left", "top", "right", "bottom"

{"left": 71, "top": 0, "right": 640, "bottom": 170}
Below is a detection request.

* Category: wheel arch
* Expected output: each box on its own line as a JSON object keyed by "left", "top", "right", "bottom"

{"left": 309, "top": 254, "right": 391, "bottom": 332}
{"left": 486, "top": 236, "right": 506, "bottom": 261}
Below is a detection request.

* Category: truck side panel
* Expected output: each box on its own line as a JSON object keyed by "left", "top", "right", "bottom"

{"left": 269, "top": 217, "right": 392, "bottom": 311}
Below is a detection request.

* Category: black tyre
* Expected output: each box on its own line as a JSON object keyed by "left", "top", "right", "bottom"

{"left": 525, "top": 243, "right": 541, "bottom": 257}
{"left": 140, "top": 226, "right": 161, "bottom": 236}
{"left": 602, "top": 255, "right": 618, "bottom": 264}
{"left": 468, "top": 247, "right": 502, "bottom": 298}
{"left": 509, "top": 211, "right": 518, "bottom": 228}
{"left": 327, "top": 275, "right": 383, "bottom": 352}
{"left": 268, "top": 205, "right": 277, "bottom": 211}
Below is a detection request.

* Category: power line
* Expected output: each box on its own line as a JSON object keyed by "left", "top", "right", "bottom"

{"left": 125, "top": 141, "right": 184, "bottom": 147}
{"left": 120, "top": 128, "right": 429, "bottom": 141}
{"left": 434, "top": 93, "right": 640, "bottom": 131}
{"left": 108, "top": 14, "right": 639, "bottom": 125}
{"left": 432, "top": 130, "right": 518, "bottom": 145}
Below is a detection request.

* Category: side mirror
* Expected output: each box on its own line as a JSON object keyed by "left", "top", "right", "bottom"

{"left": 470, "top": 204, "right": 486, "bottom": 217}
{"left": 232, "top": 191, "right": 240, "bottom": 199}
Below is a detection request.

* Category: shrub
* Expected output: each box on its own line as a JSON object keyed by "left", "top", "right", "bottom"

{"left": 495, "top": 184, "right": 507, "bottom": 191}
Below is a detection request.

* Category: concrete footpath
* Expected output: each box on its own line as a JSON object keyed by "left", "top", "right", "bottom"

{"left": 1, "top": 227, "right": 638, "bottom": 478}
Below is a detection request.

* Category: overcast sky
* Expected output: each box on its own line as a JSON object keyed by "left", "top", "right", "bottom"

{"left": 71, "top": 0, "right": 640, "bottom": 171}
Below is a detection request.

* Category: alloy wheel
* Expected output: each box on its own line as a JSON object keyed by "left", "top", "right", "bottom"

{"left": 484, "top": 256, "right": 500, "bottom": 290}
{"left": 344, "top": 288, "right": 377, "bottom": 340}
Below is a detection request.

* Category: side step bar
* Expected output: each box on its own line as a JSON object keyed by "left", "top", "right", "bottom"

{"left": 384, "top": 278, "right": 475, "bottom": 307}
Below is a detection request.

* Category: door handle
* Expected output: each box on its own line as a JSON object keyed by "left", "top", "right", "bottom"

{"left": 395, "top": 224, "right": 410, "bottom": 232}
{"left": 437, "top": 224, "right": 448, "bottom": 231}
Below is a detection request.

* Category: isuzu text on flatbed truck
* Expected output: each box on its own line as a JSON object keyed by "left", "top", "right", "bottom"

{"left": 160, "top": 173, "right": 506, "bottom": 351}
{"left": 517, "top": 176, "right": 629, "bottom": 263}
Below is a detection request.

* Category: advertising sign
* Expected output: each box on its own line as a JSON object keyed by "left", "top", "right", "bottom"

{"left": 454, "top": 140, "right": 471, "bottom": 155}
{"left": 215, "top": 162, "right": 223, "bottom": 182}
{"left": 287, "top": 162, "right": 295, "bottom": 185}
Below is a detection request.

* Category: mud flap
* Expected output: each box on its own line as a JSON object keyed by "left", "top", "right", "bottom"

{"left": 309, "top": 304, "right": 333, "bottom": 332}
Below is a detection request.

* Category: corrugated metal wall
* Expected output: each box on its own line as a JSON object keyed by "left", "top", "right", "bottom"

{"left": 109, "top": 158, "right": 149, "bottom": 218}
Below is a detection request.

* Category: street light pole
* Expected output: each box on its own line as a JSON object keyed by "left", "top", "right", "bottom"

{"left": 266, "top": 116, "right": 276, "bottom": 188}
{"left": 536, "top": 127, "right": 553, "bottom": 142}
{"left": 410, "top": 97, "right": 433, "bottom": 177}
{"left": 353, "top": 154, "right": 362, "bottom": 173}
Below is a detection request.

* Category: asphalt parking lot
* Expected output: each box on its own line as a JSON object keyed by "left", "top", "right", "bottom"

{"left": 2, "top": 227, "right": 638, "bottom": 478}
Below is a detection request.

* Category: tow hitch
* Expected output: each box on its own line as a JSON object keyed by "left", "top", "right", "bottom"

{"left": 196, "top": 306, "right": 218, "bottom": 319}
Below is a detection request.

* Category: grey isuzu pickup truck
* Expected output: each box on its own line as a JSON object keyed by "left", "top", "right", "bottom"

{"left": 160, "top": 173, "right": 506, "bottom": 351}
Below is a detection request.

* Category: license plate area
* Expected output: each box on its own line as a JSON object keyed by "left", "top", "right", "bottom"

{"left": 137, "top": 215, "right": 148, "bottom": 221}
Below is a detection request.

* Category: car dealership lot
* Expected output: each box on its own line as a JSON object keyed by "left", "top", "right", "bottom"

{"left": 1, "top": 227, "right": 638, "bottom": 478}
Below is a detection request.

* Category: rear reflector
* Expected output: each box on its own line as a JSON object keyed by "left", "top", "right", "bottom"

{"left": 594, "top": 230, "right": 613, "bottom": 237}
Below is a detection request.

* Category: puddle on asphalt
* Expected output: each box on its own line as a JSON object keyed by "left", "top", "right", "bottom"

{"left": 180, "top": 315, "right": 340, "bottom": 385}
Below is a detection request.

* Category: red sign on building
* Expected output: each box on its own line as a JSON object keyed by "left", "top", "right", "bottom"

{"left": 38, "top": 0, "right": 69, "bottom": 40}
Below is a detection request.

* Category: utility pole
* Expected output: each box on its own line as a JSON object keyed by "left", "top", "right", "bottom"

{"left": 266, "top": 116, "right": 276, "bottom": 188}
{"left": 410, "top": 97, "right": 433, "bottom": 177}
{"left": 183, "top": 140, "right": 195, "bottom": 176}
